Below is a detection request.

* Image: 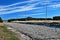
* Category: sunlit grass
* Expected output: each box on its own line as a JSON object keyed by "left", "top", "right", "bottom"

{"left": 0, "top": 23, "right": 20, "bottom": 40}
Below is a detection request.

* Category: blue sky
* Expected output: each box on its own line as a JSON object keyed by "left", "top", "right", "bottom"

{"left": 0, "top": 0, "right": 60, "bottom": 20}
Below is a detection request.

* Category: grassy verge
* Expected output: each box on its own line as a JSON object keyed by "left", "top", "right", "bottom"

{"left": 0, "top": 23, "right": 20, "bottom": 40}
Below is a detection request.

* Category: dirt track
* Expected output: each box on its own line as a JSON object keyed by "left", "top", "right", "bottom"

{"left": 4, "top": 23, "right": 60, "bottom": 40}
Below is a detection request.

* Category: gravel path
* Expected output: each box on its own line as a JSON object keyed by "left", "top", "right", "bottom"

{"left": 4, "top": 23, "right": 60, "bottom": 40}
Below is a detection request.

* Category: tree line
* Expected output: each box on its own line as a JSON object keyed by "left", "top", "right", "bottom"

{"left": 0, "top": 17, "right": 3, "bottom": 22}
{"left": 8, "top": 16, "right": 60, "bottom": 22}
{"left": 0, "top": 16, "right": 60, "bottom": 22}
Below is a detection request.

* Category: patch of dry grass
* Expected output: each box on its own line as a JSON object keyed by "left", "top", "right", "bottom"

{"left": 0, "top": 23, "right": 20, "bottom": 40}
{"left": 0, "top": 23, "right": 4, "bottom": 26}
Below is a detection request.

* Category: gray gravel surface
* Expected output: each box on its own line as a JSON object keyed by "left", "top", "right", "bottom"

{"left": 4, "top": 23, "right": 60, "bottom": 40}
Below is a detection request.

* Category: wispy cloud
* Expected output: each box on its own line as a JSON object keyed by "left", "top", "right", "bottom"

{"left": 0, "top": 1, "right": 41, "bottom": 11}
{"left": 0, "top": 7, "right": 42, "bottom": 15}
{"left": 22, "top": 13, "right": 45, "bottom": 16}
{"left": 0, "top": 0, "right": 41, "bottom": 15}
{"left": 49, "top": 4, "right": 60, "bottom": 8}
{"left": 0, "top": 0, "right": 55, "bottom": 15}
{"left": 0, "top": 0, "right": 40, "bottom": 8}
{"left": 0, "top": 0, "right": 33, "bottom": 8}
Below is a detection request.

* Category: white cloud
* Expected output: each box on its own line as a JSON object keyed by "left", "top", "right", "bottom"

{"left": 0, "top": 7, "right": 41, "bottom": 15}
{"left": 0, "top": 0, "right": 41, "bottom": 15}
{"left": 0, "top": 0, "right": 53, "bottom": 15}
{"left": 41, "top": 0, "right": 51, "bottom": 5}
{"left": 49, "top": 4, "right": 60, "bottom": 8}
{"left": 31, "top": 13, "right": 45, "bottom": 15}
{"left": 22, "top": 13, "right": 45, "bottom": 16}
{"left": 0, "top": 1, "right": 41, "bottom": 11}
{"left": 28, "top": 13, "right": 45, "bottom": 16}
{"left": 0, "top": 1, "right": 31, "bottom": 8}
{"left": 0, "top": 0, "right": 40, "bottom": 8}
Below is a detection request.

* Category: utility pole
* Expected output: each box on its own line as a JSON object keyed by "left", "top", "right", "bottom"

{"left": 46, "top": 3, "right": 47, "bottom": 21}
{"left": 25, "top": 11, "right": 27, "bottom": 21}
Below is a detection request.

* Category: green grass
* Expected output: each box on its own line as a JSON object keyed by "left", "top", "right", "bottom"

{"left": 0, "top": 26, "right": 20, "bottom": 40}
